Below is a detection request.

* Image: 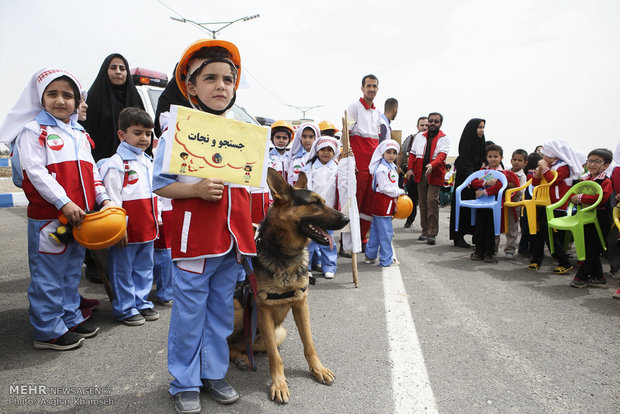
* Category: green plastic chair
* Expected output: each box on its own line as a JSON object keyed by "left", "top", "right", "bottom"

{"left": 546, "top": 181, "right": 606, "bottom": 261}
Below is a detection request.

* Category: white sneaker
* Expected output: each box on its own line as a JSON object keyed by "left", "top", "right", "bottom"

{"left": 324, "top": 272, "right": 335, "bottom": 279}
{"left": 391, "top": 258, "right": 400, "bottom": 266}
{"left": 364, "top": 257, "right": 377, "bottom": 264}
{"left": 505, "top": 252, "right": 515, "bottom": 259}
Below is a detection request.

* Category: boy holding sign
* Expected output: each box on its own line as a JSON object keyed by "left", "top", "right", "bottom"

{"left": 152, "top": 40, "right": 255, "bottom": 413}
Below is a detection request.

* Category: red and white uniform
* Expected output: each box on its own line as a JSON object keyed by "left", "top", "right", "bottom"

{"left": 100, "top": 142, "right": 158, "bottom": 243}
{"left": 347, "top": 98, "right": 381, "bottom": 240}
{"left": 18, "top": 115, "right": 108, "bottom": 219}
{"left": 268, "top": 148, "right": 289, "bottom": 180}
{"left": 372, "top": 161, "right": 404, "bottom": 216}
{"left": 532, "top": 161, "right": 572, "bottom": 208}
{"left": 408, "top": 130, "right": 450, "bottom": 186}
{"left": 347, "top": 98, "right": 380, "bottom": 173}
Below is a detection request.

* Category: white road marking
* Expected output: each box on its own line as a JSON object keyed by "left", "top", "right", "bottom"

{"left": 383, "top": 259, "right": 438, "bottom": 413}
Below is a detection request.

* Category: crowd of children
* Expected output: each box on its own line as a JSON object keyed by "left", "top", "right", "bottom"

{"left": 456, "top": 138, "right": 619, "bottom": 299}
{"left": 0, "top": 41, "right": 617, "bottom": 414}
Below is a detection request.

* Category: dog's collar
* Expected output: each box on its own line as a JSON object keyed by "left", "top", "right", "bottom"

{"left": 266, "top": 286, "right": 307, "bottom": 301}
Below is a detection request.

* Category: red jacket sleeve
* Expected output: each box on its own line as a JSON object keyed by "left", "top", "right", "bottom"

{"left": 407, "top": 152, "right": 415, "bottom": 171}
{"left": 470, "top": 178, "right": 485, "bottom": 189}
{"left": 430, "top": 151, "right": 446, "bottom": 168}
{"left": 579, "top": 178, "right": 612, "bottom": 206}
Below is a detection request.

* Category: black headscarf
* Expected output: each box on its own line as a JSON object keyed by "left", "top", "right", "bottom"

{"left": 449, "top": 118, "right": 486, "bottom": 239}
{"left": 455, "top": 118, "right": 486, "bottom": 177}
{"left": 154, "top": 62, "right": 237, "bottom": 138}
{"left": 81, "top": 53, "right": 144, "bottom": 161}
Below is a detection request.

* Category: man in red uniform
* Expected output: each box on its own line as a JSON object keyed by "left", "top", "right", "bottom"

{"left": 347, "top": 74, "right": 381, "bottom": 245}
{"left": 406, "top": 112, "right": 450, "bottom": 245}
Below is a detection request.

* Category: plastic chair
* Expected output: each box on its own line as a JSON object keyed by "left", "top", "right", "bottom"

{"left": 455, "top": 170, "right": 508, "bottom": 236}
{"left": 502, "top": 170, "right": 558, "bottom": 234}
{"left": 503, "top": 178, "right": 532, "bottom": 232}
{"left": 546, "top": 181, "right": 606, "bottom": 261}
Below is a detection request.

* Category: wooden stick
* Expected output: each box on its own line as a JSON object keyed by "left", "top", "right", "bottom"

{"left": 342, "top": 111, "right": 358, "bottom": 287}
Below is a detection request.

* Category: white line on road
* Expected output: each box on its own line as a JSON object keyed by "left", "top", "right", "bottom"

{"left": 383, "top": 261, "right": 438, "bottom": 413}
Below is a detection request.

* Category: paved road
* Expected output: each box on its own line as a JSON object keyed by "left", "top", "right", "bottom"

{"left": 1, "top": 206, "right": 618, "bottom": 413}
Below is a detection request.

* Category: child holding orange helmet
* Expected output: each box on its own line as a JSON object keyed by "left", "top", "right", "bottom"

{"left": 152, "top": 39, "right": 255, "bottom": 413}
{"left": 0, "top": 69, "right": 111, "bottom": 351}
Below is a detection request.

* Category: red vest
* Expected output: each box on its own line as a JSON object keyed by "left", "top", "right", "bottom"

{"left": 170, "top": 186, "right": 256, "bottom": 259}
{"left": 372, "top": 192, "right": 397, "bottom": 216}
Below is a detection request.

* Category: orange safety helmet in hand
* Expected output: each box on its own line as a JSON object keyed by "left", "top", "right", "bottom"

{"left": 393, "top": 195, "right": 413, "bottom": 219}
{"left": 55, "top": 207, "right": 128, "bottom": 249}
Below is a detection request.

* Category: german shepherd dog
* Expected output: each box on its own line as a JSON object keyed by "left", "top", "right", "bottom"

{"left": 228, "top": 168, "right": 349, "bottom": 403}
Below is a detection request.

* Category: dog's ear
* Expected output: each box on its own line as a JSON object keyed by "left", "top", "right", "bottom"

{"left": 267, "top": 167, "right": 291, "bottom": 202}
{"left": 294, "top": 171, "right": 308, "bottom": 189}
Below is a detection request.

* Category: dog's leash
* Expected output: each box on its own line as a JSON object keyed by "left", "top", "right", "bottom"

{"left": 241, "top": 256, "right": 258, "bottom": 371}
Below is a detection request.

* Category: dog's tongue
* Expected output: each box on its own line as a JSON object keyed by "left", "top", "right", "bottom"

{"left": 318, "top": 226, "right": 334, "bottom": 250}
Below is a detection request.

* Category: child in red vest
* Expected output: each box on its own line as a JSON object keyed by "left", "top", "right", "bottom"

{"left": 99, "top": 108, "right": 159, "bottom": 326}
{"left": 152, "top": 40, "right": 255, "bottom": 412}
{"left": 529, "top": 140, "right": 584, "bottom": 274}
{"left": 569, "top": 148, "right": 613, "bottom": 288}
{"left": 469, "top": 144, "right": 519, "bottom": 262}
{"left": 0, "top": 69, "right": 111, "bottom": 350}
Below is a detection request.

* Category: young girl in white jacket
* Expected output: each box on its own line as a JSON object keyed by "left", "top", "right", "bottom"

{"left": 365, "top": 139, "right": 404, "bottom": 267}
{"left": 303, "top": 136, "right": 342, "bottom": 279}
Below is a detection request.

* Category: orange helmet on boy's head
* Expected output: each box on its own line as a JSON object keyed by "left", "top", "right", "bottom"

{"left": 319, "top": 121, "right": 339, "bottom": 134}
{"left": 270, "top": 120, "right": 294, "bottom": 138}
{"left": 175, "top": 39, "right": 242, "bottom": 103}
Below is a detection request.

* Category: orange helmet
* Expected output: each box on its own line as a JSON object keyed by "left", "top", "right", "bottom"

{"left": 393, "top": 195, "right": 413, "bottom": 219}
{"left": 270, "top": 120, "right": 294, "bottom": 137}
{"left": 319, "top": 121, "right": 339, "bottom": 134}
{"left": 71, "top": 207, "right": 128, "bottom": 249}
{"left": 175, "top": 39, "right": 242, "bottom": 104}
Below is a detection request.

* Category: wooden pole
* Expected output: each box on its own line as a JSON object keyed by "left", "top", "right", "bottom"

{"left": 341, "top": 111, "right": 358, "bottom": 288}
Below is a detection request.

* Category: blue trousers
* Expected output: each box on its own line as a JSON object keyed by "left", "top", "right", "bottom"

{"left": 307, "top": 230, "right": 337, "bottom": 274}
{"left": 168, "top": 251, "right": 242, "bottom": 396}
{"left": 27, "top": 219, "right": 86, "bottom": 341}
{"left": 108, "top": 242, "right": 154, "bottom": 320}
{"left": 153, "top": 248, "right": 173, "bottom": 302}
{"left": 366, "top": 216, "right": 394, "bottom": 266}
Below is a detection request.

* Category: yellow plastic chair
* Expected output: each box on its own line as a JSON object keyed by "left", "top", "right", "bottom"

{"left": 503, "top": 170, "right": 558, "bottom": 234}
{"left": 546, "top": 181, "right": 606, "bottom": 261}
{"left": 503, "top": 178, "right": 531, "bottom": 232}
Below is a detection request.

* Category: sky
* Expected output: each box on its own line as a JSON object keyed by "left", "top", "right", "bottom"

{"left": 1, "top": 0, "right": 619, "bottom": 157}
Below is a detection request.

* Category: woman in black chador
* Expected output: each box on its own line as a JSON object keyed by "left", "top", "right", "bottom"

{"left": 81, "top": 53, "right": 144, "bottom": 161}
{"left": 449, "top": 118, "right": 486, "bottom": 248}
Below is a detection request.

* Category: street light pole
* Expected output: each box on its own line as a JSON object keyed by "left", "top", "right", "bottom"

{"left": 170, "top": 13, "right": 260, "bottom": 39}
{"left": 285, "top": 104, "right": 323, "bottom": 120}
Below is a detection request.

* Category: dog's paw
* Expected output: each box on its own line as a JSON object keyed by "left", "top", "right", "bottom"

{"left": 234, "top": 355, "right": 250, "bottom": 370}
{"left": 270, "top": 377, "right": 290, "bottom": 404}
{"left": 310, "top": 366, "right": 335, "bottom": 385}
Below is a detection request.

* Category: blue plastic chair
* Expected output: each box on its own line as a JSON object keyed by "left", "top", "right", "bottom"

{"left": 454, "top": 170, "right": 508, "bottom": 236}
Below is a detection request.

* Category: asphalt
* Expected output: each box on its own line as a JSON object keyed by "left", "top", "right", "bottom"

{"left": 1, "top": 205, "right": 619, "bottom": 414}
